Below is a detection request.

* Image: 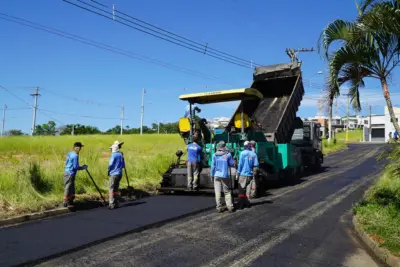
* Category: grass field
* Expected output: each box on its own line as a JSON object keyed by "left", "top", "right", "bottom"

{"left": 0, "top": 134, "right": 183, "bottom": 218}
{"left": 354, "top": 145, "right": 400, "bottom": 256}
{"left": 0, "top": 130, "right": 361, "bottom": 218}
{"left": 322, "top": 129, "right": 362, "bottom": 155}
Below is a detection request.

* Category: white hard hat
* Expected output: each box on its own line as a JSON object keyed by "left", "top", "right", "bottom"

{"left": 244, "top": 141, "right": 250, "bottom": 146}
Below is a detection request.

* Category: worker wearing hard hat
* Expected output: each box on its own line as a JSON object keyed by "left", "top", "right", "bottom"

{"left": 249, "top": 140, "right": 258, "bottom": 198}
{"left": 186, "top": 135, "right": 202, "bottom": 190}
{"left": 108, "top": 140, "right": 125, "bottom": 210}
{"left": 210, "top": 141, "right": 235, "bottom": 213}
{"left": 63, "top": 142, "right": 88, "bottom": 208}
{"left": 236, "top": 140, "right": 259, "bottom": 209}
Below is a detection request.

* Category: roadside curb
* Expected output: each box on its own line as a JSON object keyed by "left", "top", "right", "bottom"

{"left": 0, "top": 207, "right": 69, "bottom": 229}
{"left": 353, "top": 215, "right": 400, "bottom": 267}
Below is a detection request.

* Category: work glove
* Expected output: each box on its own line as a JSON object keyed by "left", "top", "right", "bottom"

{"left": 81, "top": 164, "right": 88, "bottom": 170}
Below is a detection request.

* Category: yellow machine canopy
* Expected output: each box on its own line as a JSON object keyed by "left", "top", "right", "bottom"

{"left": 179, "top": 88, "right": 263, "bottom": 104}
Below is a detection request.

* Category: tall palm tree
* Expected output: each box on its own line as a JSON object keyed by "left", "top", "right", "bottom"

{"left": 318, "top": 0, "right": 400, "bottom": 133}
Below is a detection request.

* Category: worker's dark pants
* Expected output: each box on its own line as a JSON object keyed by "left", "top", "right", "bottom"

{"left": 187, "top": 162, "right": 200, "bottom": 189}
{"left": 109, "top": 174, "right": 122, "bottom": 207}
{"left": 63, "top": 173, "right": 75, "bottom": 204}
{"left": 238, "top": 176, "right": 252, "bottom": 208}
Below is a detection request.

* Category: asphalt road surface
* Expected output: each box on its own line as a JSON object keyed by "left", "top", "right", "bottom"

{"left": 36, "top": 144, "right": 389, "bottom": 267}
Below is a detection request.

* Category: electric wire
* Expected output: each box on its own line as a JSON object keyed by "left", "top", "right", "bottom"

{"left": 89, "top": 0, "right": 262, "bottom": 66}
{"left": 62, "top": 0, "right": 255, "bottom": 69}
{"left": 0, "top": 13, "right": 234, "bottom": 86}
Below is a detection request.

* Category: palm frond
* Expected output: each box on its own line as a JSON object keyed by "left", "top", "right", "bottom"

{"left": 360, "top": 1, "right": 400, "bottom": 35}
{"left": 317, "top": 20, "right": 357, "bottom": 60}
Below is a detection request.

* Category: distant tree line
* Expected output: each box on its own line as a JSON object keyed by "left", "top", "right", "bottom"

{"left": 5, "top": 120, "right": 180, "bottom": 136}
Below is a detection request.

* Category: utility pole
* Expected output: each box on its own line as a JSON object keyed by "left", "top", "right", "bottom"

{"left": 346, "top": 94, "right": 350, "bottom": 143}
{"left": 285, "top": 47, "right": 314, "bottom": 64}
{"left": 120, "top": 104, "right": 124, "bottom": 135}
{"left": 140, "top": 88, "right": 146, "bottom": 135}
{"left": 1, "top": 105, "right": 6, "bottom": 138}
{"left": 30, "top": 87, "right": 40, "bottom": 136}
{"left": 369, "top": 104, "right": 372, "bottom": 141}
{"left": 71, "top": 124, "right": 74, "bottom": 136}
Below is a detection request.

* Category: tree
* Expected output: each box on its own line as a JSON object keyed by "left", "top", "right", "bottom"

{"left": 35, "top": 121, "right": 56, "bottom": 135}
{"left": 7, "top": 129, "right": 24, "bottom": 136}
{"left": 60, "top": 124, "right": 101, "bottom": 135}
{"left": 318, "top": 0, "right": 400, "bottom": 133}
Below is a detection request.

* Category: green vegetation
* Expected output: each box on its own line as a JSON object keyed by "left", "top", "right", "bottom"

{"left": 0, "top": 134, "right": 183, "bottom": 219}
{"left": 354, "top": 145, "right": 400, "bottom": 256}
{"left": 322, "top": 129, "right": 362, "bottom": 155}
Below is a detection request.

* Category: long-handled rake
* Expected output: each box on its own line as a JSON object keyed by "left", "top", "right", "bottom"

{"left": 120, "top": 152, "right": 135, "bottom": 198}
{"left": 85, "top": 169, "right": 107, "bottom": 206}
{"left": 123, "top": 166, "right": 135, "bottom": 197}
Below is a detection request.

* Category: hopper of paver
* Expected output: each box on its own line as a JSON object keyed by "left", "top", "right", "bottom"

{"left": 228, "top": 62, "right": 304, "bottom": 144}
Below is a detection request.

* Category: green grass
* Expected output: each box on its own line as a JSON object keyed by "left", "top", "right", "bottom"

{"left": 0, "top": 134, "right": 183, "bottom": 218}
{"left": 321, "top": 129, "right": 362, "bottom": 155}
{"left": 354, "top": 145, "right": 400, "bottom": 256}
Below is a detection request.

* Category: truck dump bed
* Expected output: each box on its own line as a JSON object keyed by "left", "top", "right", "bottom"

{"left": 228, "top": 62, "right": 304, "bottom": 144}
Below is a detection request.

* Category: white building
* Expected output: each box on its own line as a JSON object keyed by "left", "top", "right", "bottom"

{"left": 363, "top": 106, "right": 400, "bottom": 142}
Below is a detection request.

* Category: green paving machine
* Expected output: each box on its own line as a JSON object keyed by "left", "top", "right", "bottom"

{"left": 160, "top": 62, "right": 323, "bottom": 195}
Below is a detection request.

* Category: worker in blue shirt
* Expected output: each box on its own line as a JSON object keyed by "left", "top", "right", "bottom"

{"left": 63, "top": 142, "right": 88, "bottom": 207}
{"left": 236, "top": 140, "right": 259, "bottom": 209}
{"left": 394, "top": 131, "right": 399, "bottom": 142}
{"left": 186, "top": 135, "right": 202, "bottom": 190}
{"left": 108, "top": 140, "right": 125, "bottom": 209}
{"left": 210, "top": 141, "right": 235, "bottom": 212}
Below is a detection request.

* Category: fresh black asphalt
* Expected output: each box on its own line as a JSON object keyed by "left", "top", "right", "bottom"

{"left": 1, "top": 144, "right": 390, "bottom": 267}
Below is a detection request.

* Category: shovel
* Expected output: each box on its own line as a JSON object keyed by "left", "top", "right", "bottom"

{"left": 85, "top": 169, "right": 107, "bottom": 206}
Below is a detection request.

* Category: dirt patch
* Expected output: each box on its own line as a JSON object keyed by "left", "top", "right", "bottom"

{"left": 369, "top": 233, "right": 385, "bottom": 244}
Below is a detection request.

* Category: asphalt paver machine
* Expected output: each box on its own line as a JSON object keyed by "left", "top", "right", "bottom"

{"left": 160, "top": 62, "right": 323, "bottom": 196}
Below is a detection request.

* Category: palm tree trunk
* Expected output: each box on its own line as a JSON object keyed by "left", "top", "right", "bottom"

{"left": 381, "top": 78, "right": 400, "bottom": 133}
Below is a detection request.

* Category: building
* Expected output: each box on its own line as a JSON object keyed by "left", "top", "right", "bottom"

{"left": 341, "top": 115, "right": 363, "bottom": 129}
{"left": 362, "top": 106, "right": 400, "bottom": 142}
{"left": 303, "top": 116, "right": 344, "bottom": 138}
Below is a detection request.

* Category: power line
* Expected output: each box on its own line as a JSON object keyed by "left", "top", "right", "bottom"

{"left": 90, "top": 0, "right": 262, "bottom": 67}
{"left": 0, "top": 13, "right": 235, "bottom": 86}
{"left": 39, "top": 87, "right": 122, "bottom": 108}
{"left": 62, "top": 0, "right": 258, "bottom": 69}
{"left": 37, "top": 108, "right": 128, "bottom": 120}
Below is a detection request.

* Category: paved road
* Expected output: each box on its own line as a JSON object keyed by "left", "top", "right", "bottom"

{"left": 35, "top": 144, "right": 389, "bottom": 267}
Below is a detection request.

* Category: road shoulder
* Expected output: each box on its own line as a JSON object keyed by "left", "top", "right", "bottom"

{"left": 353, "top": 215, "right": 400, "bottom": 267}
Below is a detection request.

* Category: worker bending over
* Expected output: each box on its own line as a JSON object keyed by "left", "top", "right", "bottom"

{"left": 236, "top": 141, "right": 259, "bottom": 209}
{"left": 108, "top": 141, "right": 125, "bottom": 210}
{"left": 210, "top": 141, "right": 235, "bottom": 212}
{"left": 187, "top": 136, "right": 202, "bottom": 190}
{"left": 63, "top": 142, "right": 88, "bottom": 207}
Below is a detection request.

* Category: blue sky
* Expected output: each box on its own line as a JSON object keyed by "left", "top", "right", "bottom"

{"left": 1, "top": 0, "right": 400, "bottom": 133}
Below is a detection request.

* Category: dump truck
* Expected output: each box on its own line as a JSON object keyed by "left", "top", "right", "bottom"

{"left": 160, "top": 62, "right": 323, "bottom": 196}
